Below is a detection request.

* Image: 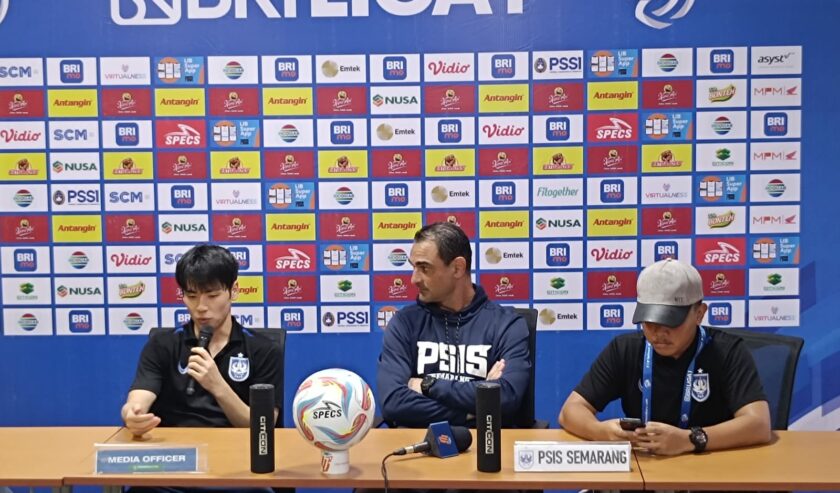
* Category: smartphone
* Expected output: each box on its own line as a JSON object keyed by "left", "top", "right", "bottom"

{"left": 619, "top": 417, "right": 644, "bottom": 431}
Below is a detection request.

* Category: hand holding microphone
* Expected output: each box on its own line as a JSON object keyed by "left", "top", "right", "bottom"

{"left": 185, "top": 326, "right": 213, "bottom": 396}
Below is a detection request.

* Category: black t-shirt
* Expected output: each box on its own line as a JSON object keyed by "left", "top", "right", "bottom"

{"left": 130, "top": 319, "right": 283, "bottom": 427}
{"left": 575, "top": 326, "right": 767, "bottom": 428}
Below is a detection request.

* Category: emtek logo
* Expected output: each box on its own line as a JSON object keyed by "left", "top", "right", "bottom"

{"left": 385, "top": 183, "right": 408, "bottom": 207}
{"left": 600, "top": 179, "right": 624, "bottom": 203}
{"left": 275, "top": 58, "right": 299, "bottom": 81}
{"left": 438, "top": 119, "right": 462, "bottom": 143}
{"left": 546, "top": 243, "right": 570, "bottom": 267}
{"left": 710, "top": 49, "right": 734, "bottom": 74}
{"left": 330, "top": 121, "right": 354, "bottom": 145}
{"left": 654, "top": 241, "right": 678, "bottom": 261}
{"left": 600, "top": 304, "right": 624, "bottom": 328}
{"left": 708, "top": 302, "right": 732, "bottom": 326}
{"left": 69, "top": 310, "right": 93, "bottom": 333}
{"left": 764, "top": 112, "right": 788, "bottom": 137}
{"left": 281, "top": 308, "right": 305, "bottom": 331}
{"left": 13, "top": 248, "right": 37, "bottom": 272}
{"left": 60, "top": 60, "right": 84, "bottom": 84}
{"left": 383, "top": 56, "right": 407, "bottom": 81}
{"left": 546, "top": 117, "right": 570, "bottom": 141}
{"left": 171, "top": 185, "right": 194, "bottom": 209}
{"left": 492, "top": 181, "right": 516, "bottom": 205}
{"left": 116, "top": 123, "right": 140, "bottom": 146}
{"left": 491, "top": 55, "right": 515, "bottom": 78}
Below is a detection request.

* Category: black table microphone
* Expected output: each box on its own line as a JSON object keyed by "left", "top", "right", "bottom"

{"left": 476, "top": 381, "right": 501, "bottom": 472}
{"left": 185, "top": 326, "right": 212, "bottom": 396}
{"left": 250, "top": 383, "right": 275, "bottom": 473}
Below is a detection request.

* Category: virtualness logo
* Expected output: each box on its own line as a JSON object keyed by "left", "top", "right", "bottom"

{"left": 635, "top": 0, "right": 695, "bottom": 29}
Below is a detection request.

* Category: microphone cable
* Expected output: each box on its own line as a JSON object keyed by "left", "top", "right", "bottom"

{"left": 380, "top": 451, "right": 397, "bottom": 493}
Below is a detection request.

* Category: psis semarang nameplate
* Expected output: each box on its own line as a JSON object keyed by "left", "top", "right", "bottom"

{"left": 95, "top": 443, "right": 208, "bottom": 474}
{"left": 514, "top": 441, "right": 631, "bottom": 472}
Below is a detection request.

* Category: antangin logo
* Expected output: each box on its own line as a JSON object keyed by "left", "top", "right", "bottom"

{"left": 635, "top": 0, "right": 694, "bottom": 29}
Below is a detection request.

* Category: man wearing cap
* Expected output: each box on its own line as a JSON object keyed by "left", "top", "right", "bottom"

{"left": 559, "top": 259, "right": 771, "bottom": 455}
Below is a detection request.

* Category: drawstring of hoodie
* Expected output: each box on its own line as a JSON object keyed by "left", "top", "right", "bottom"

{"left": 443, "top": 313, "right": 462, "bottom": 376}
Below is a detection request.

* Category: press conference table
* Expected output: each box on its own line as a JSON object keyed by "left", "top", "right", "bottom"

{"left": 3, "top": 427, "right": 840, "bottom": 491}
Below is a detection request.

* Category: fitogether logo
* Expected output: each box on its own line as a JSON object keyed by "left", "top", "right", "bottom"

{"left": 635, "top": 0, "right": 694, "bottom": 29}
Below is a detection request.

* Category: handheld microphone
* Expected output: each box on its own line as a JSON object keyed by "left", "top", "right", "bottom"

{"left": 250, "top": 383, "right": 276, "bottom": 473}
{"left": 476, "top": 381, "right": 501, "bottom": 472}
{"left": 393, "top": 423, "right": 472, "bottom": 458}
{"left": 185, "top": 326, "right": 213, "bottom": 396}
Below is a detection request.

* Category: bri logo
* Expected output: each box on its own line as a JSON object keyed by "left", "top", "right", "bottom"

{"left": 654, "top": 241, "right": 679, "bottom": 261}
{"left": 281, "top": 308, "right": 305, "bottom": 331}
{"left": 275, "top": 58, "right": 299, "bottom": 82}
{"left": 764, "top": 112, "right": 788, "bottom": 137}
{"left": 60, "top": 59, "right": 84, "bottom": 84}
{"left": 383, "top": 56, "right": 407, "bottom": 81}
{"left": 600, "top": 304, "right": 624, "bottom": 328}
{"left": 330, "top": 121, "right": 354, "bottom": 145}
{"left": 708, "top": 302, "right": 732, "bottom": 326}
{"left": 491, "top": 54, "right": 515, "bottom": 79}
{"left": 710, "top": 49, "right": 734, "bottom": 74}
{"left": 69, "top": 310, "right": 93, "bottom": 333}
{"left": 438, "top": 119, "right": 461, "bottom": 143}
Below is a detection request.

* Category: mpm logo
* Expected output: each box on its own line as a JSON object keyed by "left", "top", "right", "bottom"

{"left": 438, "top": 119, "right": 462, "bottom": 143}
{"left": 546, "top": 117, "right": 570, "bottom": 141}
{"left": 492, "top": 181, "right": 516, "bottom": 205}
{"left": 281, "top": 308, "right": 305, "bottom": 331}
{"left": 600, "top": 179, "right": 624, "bottom": 203}
{"left": 385, "top": 183, "right": 408, "bottom": 207}
{"left": 654, "top": 241, "right": 679, "bottom": 261}
{"left": 69, "top": 310, "right": 93, "bottom": 333}
{"left": 116, "top": 123, "right": 140, "bottom": 146}
{"left": 708, "top": 302, "right": 732, "bottom": 325}
{"left": 60, "top": 60, "right": 84, "bottom": 84}
{"left": 330, "top": 121, "right": 354, "bottom": 145}
{"left": 764, "top": 112, "right": 788, "bottom": 137}
{"left": 14, "top": 248, "right": 37, "bottom": 272}
{"left": 383, "top": 56, "right": 408, "bottom": 81}
{"left": 600, "top": 304, "right": 624, "bottom": 328}
{"left": 491, "top": 55, "right": 515, "bottom": 79}
{"left": 275, "top": 58, "right": 299, "bottom": 82}
{"left": 171, "top": 185, "right": 194, "bottom": 209}
{"left": 710, "top": 49, "right": 734, "bottom": 74}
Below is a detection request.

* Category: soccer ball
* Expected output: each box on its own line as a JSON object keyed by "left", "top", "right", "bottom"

{"left": 293, "top": 368, "right": 375, "bottom": 452}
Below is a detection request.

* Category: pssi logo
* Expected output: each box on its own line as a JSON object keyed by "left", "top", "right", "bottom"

{"left": 383, "top": 56, "right": 407, "bottom": 81}
{"left": 330, "top": 121, "right": 354, "bottom": 145}
{"left": 281, "top": 308, "right": 305, "bottom": 331}
{"left": 710, "top": 49, "right": 734, "bottom": 74}
{"left": 69, "top": 310, "right": 93, "bottom": 333}
{"left": 764, "top": 112, "right": 788, "bottom": 136}
{"left": 385, "top": 183, "right": 408, "bottom": 207}
{"left": 60, "top": 60, "right": 84, "bottom": 84}
{"left": 491, "top": 55, "right": 515, "bottom": 79}
{"left": 438, "top": 119, "right": 462, "bottom": 143}
{"left": 708, "top": 302, "right": 732, "bottom": 325}
{"left": 116, "top": 123, "right": 140, "bottom": 146}
{"left": 600, "top": 304, "right": 624, "bottom": 328}
{"left": 546, "top": 117, "right": 570, "bottom": 141}
{"left": 275, "top": 58, "right": 299, "bottom": 82}
{"left": 600, "top": 179, "right": 624, "bottom": 203}
{"left": 654, "top": 241, "right": 678, "bottom": 261}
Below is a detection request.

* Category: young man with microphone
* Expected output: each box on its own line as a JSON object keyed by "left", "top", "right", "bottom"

{"left": 121, "top": 244, "right": 283, "bottom": 434}
{"left": 559, "top": 258, "right": 771, "bottom": 456}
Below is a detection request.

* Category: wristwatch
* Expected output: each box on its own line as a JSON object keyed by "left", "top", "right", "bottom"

{"left": 420, "top": 375, "right": 437, "bottom": 397}
{"left": 689, "top": 426, "right": 708, "bottom": 453}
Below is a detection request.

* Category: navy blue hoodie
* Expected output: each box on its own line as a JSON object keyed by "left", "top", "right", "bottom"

{"left": 377, "top": 285, "right": 530, "bottom": 428}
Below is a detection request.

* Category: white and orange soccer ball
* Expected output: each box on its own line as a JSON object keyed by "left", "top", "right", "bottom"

{"left": 292, "top": 368, "right": 375, "bottom": 453}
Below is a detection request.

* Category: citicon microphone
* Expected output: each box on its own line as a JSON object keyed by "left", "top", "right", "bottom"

{"left": 393, "top": 422, "right": 472, "bottom": 458}
{"left": 185, "top": 326, "right": 212, "bottom": 396}
{"left": 476, "top": 382, "right": 501, "bottom": 472}
{"left": 250, "top": 383, "right": 276, "bottom": 473}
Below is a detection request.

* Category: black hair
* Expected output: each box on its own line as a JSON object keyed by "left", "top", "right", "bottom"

{"left": 175, "top": 244, "right": 239, "bottom": 292}
{"left": 413, "top": 222, "right": 472, "bottom": 272}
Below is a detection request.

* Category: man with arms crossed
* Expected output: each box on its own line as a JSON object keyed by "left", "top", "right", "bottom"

{"left": 378, "top": 222, "right": 531, "bottom": 428}
{"left": 122, "top": 244, "right": 282, "bottom": 430}
{"left": 560, "top": 258, "right": 771, "bottom": 455}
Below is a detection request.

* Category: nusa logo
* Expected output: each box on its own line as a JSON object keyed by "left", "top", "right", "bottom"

{"left": 600, "top": 304, "right": 624, "bottom": 328}
{"left": 281, "top": 308, "right": 305, "bottom": 331}
{"left": 330, "top": 121, "right": 354, "bottom": 144}
{"left": 383, "top": 56, "right": 407, "bottom": 81}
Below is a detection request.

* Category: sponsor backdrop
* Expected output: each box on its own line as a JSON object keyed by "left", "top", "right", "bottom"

{"left": 0, "top": 0, "right": 839, "bottom": 433}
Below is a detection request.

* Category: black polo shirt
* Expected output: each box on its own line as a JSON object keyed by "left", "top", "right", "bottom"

{"left": 575, "top": 326, "right": 767, "bottom": 428}
{"left": 130, "top": 318, "right": 283, "bottom": 427}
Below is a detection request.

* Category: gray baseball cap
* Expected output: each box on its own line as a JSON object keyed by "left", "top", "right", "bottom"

{"left": 632, "top": 258, "right": 704, "bottom": 328}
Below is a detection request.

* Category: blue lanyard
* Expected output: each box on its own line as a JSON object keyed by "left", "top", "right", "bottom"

{"left": 641, "top": 326, "right": 707, "bottom": 429}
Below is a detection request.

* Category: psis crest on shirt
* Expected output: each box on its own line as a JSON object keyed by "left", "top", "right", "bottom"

{"left": 691, "top": 370, "right": 710, "bottom": 402}
{"left": 229, "top": 353, "right": 250, "bottom": 382}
